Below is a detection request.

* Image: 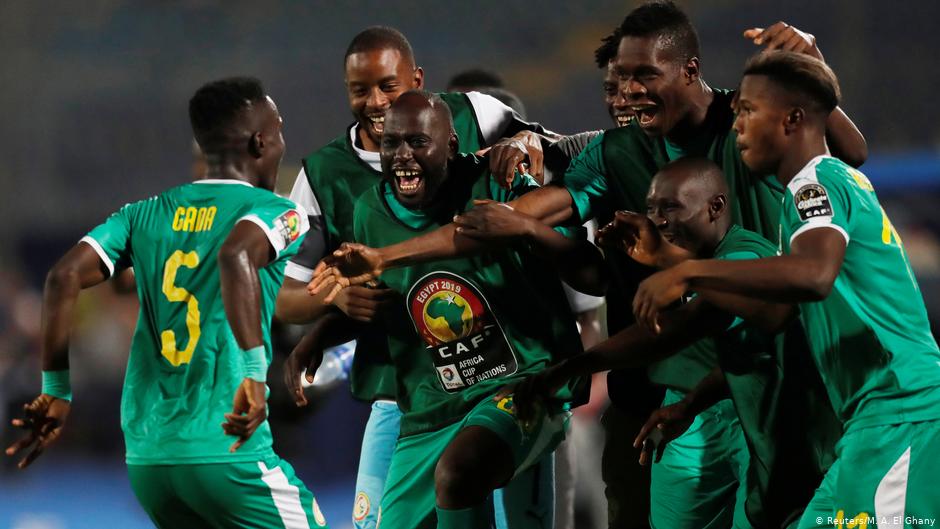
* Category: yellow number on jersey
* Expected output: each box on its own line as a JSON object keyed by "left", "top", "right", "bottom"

{"left": 160, "top": 250, "right": 201, "bottom": 366}
{"left": 881, "top": 207, "right": 902, "bottom": 246}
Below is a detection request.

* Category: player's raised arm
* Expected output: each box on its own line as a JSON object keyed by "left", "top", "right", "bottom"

{"left": 309, "top": 184, "right": 577, "bottom": 299}
{"left": 6, "top": 242, "right": 111, "bottom": 469}
{"left": 632, "top": 228, "right": 846, "bottom": 333}
{"left": 743, "top": 22, "right": 868, "bottom": 167}
{"left": 218, "top": 220, "right": 275, "bottom": 452}
{"left": 454, "top": 199, "right": 609, "bottom": 295}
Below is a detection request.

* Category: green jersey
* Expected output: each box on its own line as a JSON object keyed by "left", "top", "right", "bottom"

{"left": 353, "top": 154, "right": 584, "bottom": 436}
{"left": 558, "top": 89, "right": 785, "bottom": 408}
{"left": 711, "top": 225, "right": 841, "bottom": 529}
{"left": 82, "top": 180, "right": 308, "bottom": 465}
{"left": 287, "top": 92, "right": 508, "bottom": 402}
{"left": 780, "top": 155, "right": 940, "bottom": 431}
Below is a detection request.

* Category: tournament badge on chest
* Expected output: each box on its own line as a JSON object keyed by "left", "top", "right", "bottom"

{"left": 407, "top": 271, "right": 518, "bottom": 392}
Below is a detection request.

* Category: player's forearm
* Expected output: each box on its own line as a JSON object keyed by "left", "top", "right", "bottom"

{"left": 695, "top": 290, "right": 798, "bottom": 334}
{"left": 526, "top": 221, "right": 608, "bottom": 296}
{"left": 275, "top": 277, "right": 333, "bottom": 324}
{"left": 513, "top": 185, "right": 577, "bottom": 226}
{"left": 219, "top": 250, "right": 264, "bottom": 349}
{"left": 558, "top": 301, "right": 727, "bottom": 379}
{"left": 825, "top": 106, "right": 867, "bottom": 168}
{"left": 680, "top": 256, "right": 836, "bottom": 303}
{"left": 681, "top": 367, "right": 730, "bottom": 417}
{"left": 41, "top": 245, "right": 111, "bottom": 371}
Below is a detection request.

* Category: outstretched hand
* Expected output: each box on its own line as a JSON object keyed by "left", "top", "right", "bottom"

{"left": 308, "top": 243, "right": 385, "bottom": 304}
{"left": 5, "top": 394, "right": 71, "bottom": 469}
{"left": 223, "top": 378, "right": 267, "bottom": 452}
{"left": 743, "top": 22, "right": 824, "bottom": 61}
{"left": 633, "top": 400, "right": 694, "bottom": 466}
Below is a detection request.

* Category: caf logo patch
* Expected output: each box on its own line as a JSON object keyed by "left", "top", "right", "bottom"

{"left": 409, "top": 272, "right": 487, "bottom": 346}
{"left": 353, "top": 491, "right": 370, "bottom": 521}
{"left": 407, "top": 271, "right": 518, "bottom": 393}
{"left": 794, "top": 183, "right": 832, "bottom": 221}
{"left": 275, "top": 209, "right": 302, "bottom": 247}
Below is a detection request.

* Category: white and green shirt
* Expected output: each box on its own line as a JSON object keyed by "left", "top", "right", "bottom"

{"left": 82, "top": 180, "right": 308, "bottom": 464}
{"left": 779, "top": 155, "right": 940, "bottom": 431}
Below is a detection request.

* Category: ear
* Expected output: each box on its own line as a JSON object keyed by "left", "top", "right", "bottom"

{"left": 247, "top": 131, "right": 264, "bottom": 159}
{"left": 684, "top": 57, "right": 701, "bottom": 84}
{"left": 448, "top": 131, "right": 459, "bottom": 160}
{"left": 784, "top": 107, "right": 805, "bottom": 135}
{"left": 709, "top": 193, "right": 727, "bottom": 221}
{"left": 413, "top": 66, "right": 425, "bottom": 90}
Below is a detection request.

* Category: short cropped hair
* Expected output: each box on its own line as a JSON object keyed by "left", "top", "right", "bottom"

{"left": 743, "top": 51, "right": 841, "bottom": 115}
{"left": 619, "top": 1, "right": 700, "bottom": 63}
{"left": 188, "top": 76, "right": 266, "bottom": 151}
{"left": 345, "top": 26, "right": 415, "bottom": 67}
{"left": 594, "top": 28, "right": 621, "bottom": 68}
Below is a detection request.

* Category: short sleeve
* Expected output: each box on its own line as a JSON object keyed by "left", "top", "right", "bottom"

{"left": 285, "top": 167, "right": 328, "bottom": 282}
{"left": 784, "top": 169, "right": 851, "bottom": 247}
{"left": 558, "top": 133, "right": 609, "bottom": 223}
{"left": 465, "top": 91, "right": 516, "bottom": 146}
{"left": 82, "top": 203, "right": 138, "bottom": 277}
{"left": 238, "top": 200, "right": 310, "bottom": 262}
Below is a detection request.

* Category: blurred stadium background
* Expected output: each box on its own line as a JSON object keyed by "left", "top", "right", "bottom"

{"left": 1, "top": 1, "right": 938, "bottom": 528}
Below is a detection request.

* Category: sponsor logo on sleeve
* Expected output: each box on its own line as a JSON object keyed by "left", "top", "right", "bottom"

{"left": 794, "top": 183, "right": 833, "bottom": 221}
{"left": 407, "top": 271, "right": 518, "bottom": 393}
{"left": 274, "top": 209, "right": 302, "bottom": 247}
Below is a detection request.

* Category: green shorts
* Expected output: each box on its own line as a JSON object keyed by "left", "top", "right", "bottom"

{"left": 378, "top": 395, "right": 569, "bottom": 529}
{"left": 798, "top": 419, "right": 940, "bottom": 528}
{"left": 650, "top": 390, "right": 752, "bottom": 529}
{"left": 128, "top": 454, "right": 328, "bottom": 529}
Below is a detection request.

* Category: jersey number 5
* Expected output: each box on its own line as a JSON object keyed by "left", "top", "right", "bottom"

{"left": 161, "top": 250, "right": 201, "bottom": 366}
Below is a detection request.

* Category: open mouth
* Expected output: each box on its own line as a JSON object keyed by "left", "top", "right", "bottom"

{"left": 615, "top": 114, "right": 634, "bottom": 128}
{"left": 630, "top": 105, "right": 658, "bottom": 127}
{"left": 367, "top": 114, "right": 385, "bottom": 134}
{"left": 394, "top": 168, "right": 423, "bottom": 196}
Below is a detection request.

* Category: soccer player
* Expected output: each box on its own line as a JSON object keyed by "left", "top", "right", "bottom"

{"left": 632, "top": 51, "right": 940, "bottom": 527}
{"left": 274, "top": 26, "right": 552, "bottom": 529}
{"left": 5, "top": 77, "right": 328, "bottom": 528}
{"left": 504, "top": 157, "right": 842, "bottom": 529}
{"left": 348, "top": 90, "right": 605, "bottom": 529}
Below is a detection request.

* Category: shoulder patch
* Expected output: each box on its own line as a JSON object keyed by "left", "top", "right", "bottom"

{"left": 794, "top": 183, "right": 833, "bottom": 221}
{"left": 274, "top": 209, "right": 302, "bottom": 247}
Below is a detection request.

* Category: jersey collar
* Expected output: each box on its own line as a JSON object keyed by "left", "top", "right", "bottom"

{"left": 349, "top": 124, "right": 382, "bottom": 172}
{"left": 193, "top": 179, "right": 254, "bottom": 187}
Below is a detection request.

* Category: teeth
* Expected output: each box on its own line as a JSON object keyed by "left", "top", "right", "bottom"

{"left": 617, "top": 115, "right": 634, "bottom": 127}
{"left": 369, "top": 116, "right": 385, "bottom": 123}
{"left": 395, "top": 170, "right": 420, "bottom": 177}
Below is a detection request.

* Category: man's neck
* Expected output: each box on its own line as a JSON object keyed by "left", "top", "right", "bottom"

{"left": 664, "top": 81, "right": 714, "bottom": 145}
{"left": 357, "top": 123, "right": 380, "bottom": 152}
{"left": 776, "top": 132, "right": 830, "bottom": 187}
{"left": 201, "top": 156, "right": 257, "bottom": 186}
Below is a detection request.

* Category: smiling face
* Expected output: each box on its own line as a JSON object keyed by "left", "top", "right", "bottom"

{"left": 380, "top": 93, "right": 456, "bottom": 210}
{"left": 612, "top": 35, "right": 695, "bottom": 137}
{"left": 604, "top": 61, "right": 634, "bottom": 128}
{"left": 646, "top": 160, "right": 727, "bottom": 256}
{"left": 733, "top": 74, "right": 789, "bottom": 176}
{"left": 345, "top": 48, "right": 424, "bottom": 151}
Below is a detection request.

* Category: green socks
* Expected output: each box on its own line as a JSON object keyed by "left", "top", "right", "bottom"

{"left": 436, "top": 503, "right": 489, "bottom": 529}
